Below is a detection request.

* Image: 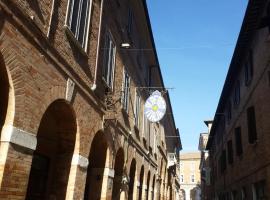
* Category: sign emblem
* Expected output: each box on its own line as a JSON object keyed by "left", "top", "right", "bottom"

{"left": 144, "top": 90, "right": 166, "bottom": 122}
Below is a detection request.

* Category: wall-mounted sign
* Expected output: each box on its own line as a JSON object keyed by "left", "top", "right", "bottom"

{"left": 144, "top": 90, "right": 166, "bottom": 122}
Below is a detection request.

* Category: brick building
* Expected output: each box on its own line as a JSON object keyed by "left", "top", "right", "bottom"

{"left": 206, "top": 0, "right": 270, "bottom": 199}
{"left": 0, "top": 0, "right": 182, "bottom": 199}
{"left": 198, "top": 121, "right": 212, "bottom": 200}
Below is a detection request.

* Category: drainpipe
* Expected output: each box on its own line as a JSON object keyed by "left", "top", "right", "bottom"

{"left": 47, "top": 0, "right": 56, "bottom": 37}
{"left": 91, "top": 0, "right": 104, "bottom": 91}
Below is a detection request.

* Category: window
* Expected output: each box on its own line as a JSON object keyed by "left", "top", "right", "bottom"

{"left": 143, "top": 107, "right": 150, "bottom": 141}
{"left": 227, "top": 101, "right": 232, "bottom": 122}
{"left": 180, "top": 174, "right": 184, "bottom": 183}
{"left": 103, "top": 32, "right": 116, "bottom": 88}
{"left": 234, "top": 80, "right": 240, "bottom": 106}
{"left": 121, "top": 69, "right": 130, "bottom": 111}
{"left": 247, "top": 106, "right": 257, "bottom": 144}
{"left": 241, "top": 187, "right": 247, "bottom": 200}
{"left": 134, "top": 89, "right": 141, "bottom": 127}
{"left": 234, "top": 127, "right": 243, "bottom": 156}
{"left": 253, "top": 180, "right": 266, "bottom": 200}
{"left": 244, "top": 50, "right": 254, "bottom": 86}
{"left": 191, "top": 174, "right": 195, "bottom": 183}
{"left": 66, "top": 0, "right": 92, "bottom": 49}
{"left": 227, "top": 140, "right": 234, "bottom": 164}
{"left": 219, "top": 150, "right": 227, "bottom": 174}
{"left": 127, "top": 8, "right": 133, "bottom": 34}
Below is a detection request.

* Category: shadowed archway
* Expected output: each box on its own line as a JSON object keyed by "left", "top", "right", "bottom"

{"left": 26, "top": 100, "right": 77, "bottom": 200}
{"left": 128, "top": 159, "right": 136, "bottom": 200}
{"left": 0, "top": 55, "right": 9, "bottom": 139}
{"left": 112, "top": 148, "right": 125, "bottom": 200}
{"left": 151, "top": 175, "right": 156, "bottom": 200}
{"left": 84, "top": 131, "right": 108, "bottom": 200}
{"left": 146, "top": 171, "right": 151, "bottom": 200}
{"left": 138, "top": 166, "right": 144, "bottom": 200}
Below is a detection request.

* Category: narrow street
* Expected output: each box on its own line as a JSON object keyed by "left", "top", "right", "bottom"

{"left": 0, "top": 0, "right": 269, "bottom": 200}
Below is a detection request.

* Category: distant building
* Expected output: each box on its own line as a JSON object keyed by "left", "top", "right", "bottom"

{"left": 206, "top": 0, "right": 270, "bottom": 199}
{"left": 198, "top": 121, "right": 212, "bottom": 200}
{"left": 179, "top": 152, "right": 201, "bottom": 200}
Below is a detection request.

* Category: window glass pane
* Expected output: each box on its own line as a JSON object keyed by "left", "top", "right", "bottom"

{"left": 78, "top": 0, "right": 89, "bottom": 45}
{"left": 71, "top": 0, "right": 80, "bottom": 34}
{"left": 247, "top": 106, "right": 257, "bottom": 143}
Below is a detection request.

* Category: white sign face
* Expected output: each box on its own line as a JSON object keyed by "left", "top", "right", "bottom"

{"left": 144, "top": 90, "right": 166, "bottom": 122}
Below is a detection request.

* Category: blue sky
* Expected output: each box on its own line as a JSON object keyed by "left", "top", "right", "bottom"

{"left": 147, "top": 0, "right": 248, "bottom": 152}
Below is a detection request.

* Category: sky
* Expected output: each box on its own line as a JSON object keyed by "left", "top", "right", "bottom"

{"left": 147, "top": 0, "right": 248, "bottom": 152}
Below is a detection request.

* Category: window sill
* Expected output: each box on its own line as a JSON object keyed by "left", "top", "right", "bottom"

{"left": 64, "top": 25, "right": 88, "bottom": 57}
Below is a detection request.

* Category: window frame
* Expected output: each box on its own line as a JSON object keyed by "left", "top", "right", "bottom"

{"left": 227, "top": 140, "right": 234, "bottom": 164}
{"left": 247, "top": 106, "right": 258, "bottom": 144}
{"left": 227, "top": 101, "right": 232, "bottom": 123}
{"left": 121, "top": 68, "right": 130, "bottom": 112}
{"left": 244, "top": 50, "right": 254, "bottom": 86}
{"left": 234, "top": 80, "right": 241, "bottom": 106}
{"left": 180, "top": 174, "right": 184, "bottom": 183}
{"left": 65, "top": 0, "right": 93, "bottom": 51}
{"left": 102, "top": 31, "right": 116, "bottom": 89}
{"left": 134, "top": 89, "right": 141, "bottom": 128}
{"left": 190, "top": 174, "right": 195, "bottom": 183}
{"left": 127, "top": 7, "right": 133, "bottom": 34}
{"left": 234, "top": 127, "right": 243, "bottom": 156}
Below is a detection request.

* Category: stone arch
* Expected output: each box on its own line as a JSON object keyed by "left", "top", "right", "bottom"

{"left": 180, "top": 189, "right": 186, "bottom": 200}
{"left": 112, "top": 147, "right": 125, "bottom": 200}
{"left": 146, "top": 171, "right": 151, "bottom": 200}
{"left": 128, "top": 158, "right": 136, "bottom": 200}
{"left": 138, "top": 165, "right": 144, "bottom": 200}
{"left": 84, "top": 131, "right": 110, "bottom": 200}
{"left": 26, "top": 99, "right": 77, "bottom": 200}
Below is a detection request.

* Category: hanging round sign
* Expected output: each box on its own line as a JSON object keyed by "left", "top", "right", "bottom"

{"left": 144, "top": 90, "right": 167, "bottom": 122}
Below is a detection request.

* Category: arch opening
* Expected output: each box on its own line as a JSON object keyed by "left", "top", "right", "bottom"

{"left": 84, "top": 131, "right": 108, "bottom": 200}
{"left": 146, "top": 171, "right": 150, "bottom": 200}
{"left": 112, "top": 148, "right": 125, "bottom": 200}
{"left": 0, "top": 58, "right": 9, "bottom": 137}
{"left": 180, "top": 189, "right": 186, "bottom": 200}
{"left": 26, "top": 100, "right": 77, "bottom": 200}
{"left": 151, "top": 175, "right": 155, "bottom": 200}
{"left": 128, "top": 159, "right": 136, "bottom": 200}
{"left": 138, "top": 166, "right": 144, "bottom": 200}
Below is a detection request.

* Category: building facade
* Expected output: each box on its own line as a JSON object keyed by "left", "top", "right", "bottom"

{"left": 0, "top": 0, "right": 182, "bottom": 199}
{"left": 179, "top": 152, "right": 201, "bottom": 200}
{"left": 206, "top": 0, "right": 270, "bottom": 199}
{"left": 198, "top": 121, "right": 212, "bottom": 200}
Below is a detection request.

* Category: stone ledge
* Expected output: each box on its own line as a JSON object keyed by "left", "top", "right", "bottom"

{"left": 0, "top": 125, "right": 37, "bottom": 150}
{"left": 71, "top": 154, "right": 89, "bottom": 169}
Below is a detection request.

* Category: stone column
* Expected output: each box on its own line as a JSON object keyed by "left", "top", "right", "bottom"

{"left": 101, "top": 167, "right": 115, "bottom": 200}
{"left": 0, "top": 125, "right": 37, "bottom": 199}
{"left": 65, "top": 154, "right": 89, "bottom": 200}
